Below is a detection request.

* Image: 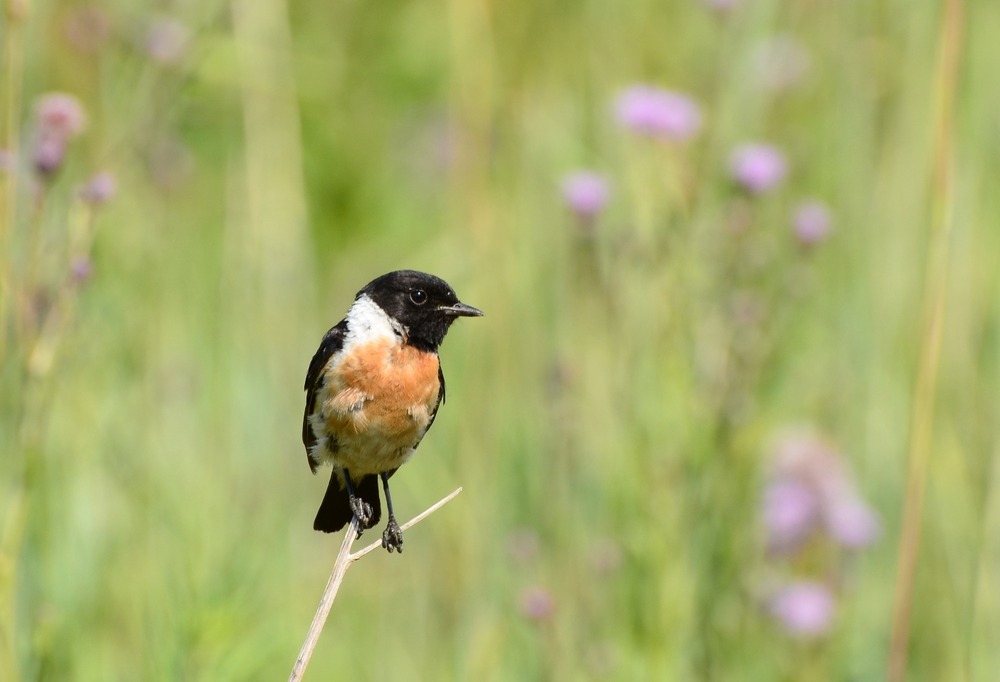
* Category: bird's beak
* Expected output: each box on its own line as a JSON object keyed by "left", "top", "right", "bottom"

{"left": 439, "top": 301, "right": 484, "bottom": 317}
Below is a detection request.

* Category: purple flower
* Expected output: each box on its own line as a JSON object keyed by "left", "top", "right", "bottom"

{"left": 793, "top": 200, "right": 833, "bottom": 245}
{"left": 729, "top": 143, "right": 787, "bottom": 194}
{"left": 33, "top": 136, "right": 68, "bottom": 177}
{"left": 36, "top": 93, "right": 87, "bottom": 137}
{"left": 704, "top": 0, "right": 741, "bottom": 11}
{"left": 561, "top": 171, "right": 610, "bottom": 218}
{"left": 63, "top": 7, "right": 112, "bottom": 54}
{"left": 33, "top": 93, "right": 86, "bottom": 178}
{"left": 146, "top": 18, "right": 190, "bottom": 65}
{"left": 763, "top": 429, "right": 882, "bottom": 553}
{"left": 519, "top": 586, "right": 555, "bottom": 621}
{"left": 770, "top": 581, "right": 835, "bottom": 638}
{"left": 825, "top": 496, "right": 881, "bottom": 549}
{"left": 614, "top": 86, "right": 702, "bottom": 140}
{"left": 71, "top": 256, "right": 93, "bottom": 284}
{"left": 763, "top": 479, "right": 820, "bottom": 554}
{"left": 80, "top": 172, "right": 117, "bottom": 206}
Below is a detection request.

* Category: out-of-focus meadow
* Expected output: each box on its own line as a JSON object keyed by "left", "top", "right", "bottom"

{"left": 2, "top": 0, "right": 999, "bottom": 679}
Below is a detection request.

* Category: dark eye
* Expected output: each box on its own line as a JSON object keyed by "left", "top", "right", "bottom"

{"left": 409, "top": 289, "right": 428, "bottom": 305}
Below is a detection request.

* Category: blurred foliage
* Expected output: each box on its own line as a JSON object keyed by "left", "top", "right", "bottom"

{"left": 2, "top": 0, "right": 1000, "bottom": 680}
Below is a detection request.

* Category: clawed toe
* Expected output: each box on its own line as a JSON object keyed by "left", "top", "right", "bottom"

{"left": 382, "top": 517, "right": 404, "bottom": 553}
{"left": 349, "top": 496, "right": 374, "bottom": 535}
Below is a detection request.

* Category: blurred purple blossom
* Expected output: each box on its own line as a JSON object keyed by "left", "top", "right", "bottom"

{"left": 769, "top": 581, "right": 835, "bottom": 638}
{"left": 729, "top": 143, "right": 787, "bottom": 194}
{"left": 703, "top": 0, "right": 741, "bottom": 11}
{"left": 763, "top": 479, "right": 819, "bottom": 554}
{"left": 763, "top": 430, "right": 881, "bottom": 554}
{"left": 614, "top": 86, "right": 702, "bottom": 141}
{"left": 519, "top": 586, "right": 555, "bottom": 621}
{"left": 63, "top": 7, "right": 112, "bottom": 54}
{"left": 36, "top": 93, "right": 87, "bottom": 137}
{"left": 33, "top": 93, "right": 86, "bottom": 178}
{"left": 33, "top": 136, "right": 68, "bottom": 177}
{"left": 825, "top": 496, "right": 881, "bottom": 549}
{"left": 793, "top": 200, "right": 833, "bottom": 245}
{"left": 561, "top": 171, "right": 610, "bottom": 219}
{"left": 71, "top": 256, "right": 94, "bottom": 284}
{"left": 146, "top": 18, "right": 190, "bottom": 65}
{"left": 80, "top": 172, "right": 117, "bottom": 206}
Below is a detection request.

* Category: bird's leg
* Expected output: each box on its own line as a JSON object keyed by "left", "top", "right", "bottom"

{"left": 380, "top": 473, "right": 403, "bottom": 553}
{"left": 343, "top": 470, "right": 373, "bottom": 535}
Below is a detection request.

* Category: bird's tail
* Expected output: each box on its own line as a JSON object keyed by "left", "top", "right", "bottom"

{"left": 313, "top": 470, "right": 382, "bottom": 533}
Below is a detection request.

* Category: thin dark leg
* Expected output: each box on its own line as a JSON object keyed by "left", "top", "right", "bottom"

{"left": 381, "top": 473, "right": 403, "bottom": 553}
{"left": 343, "top": 469, "right": 373, "bottom": 535}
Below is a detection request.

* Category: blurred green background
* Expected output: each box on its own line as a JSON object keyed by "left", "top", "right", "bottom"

{"left": 2, "top": 0, "right": 999, "bottom": 679}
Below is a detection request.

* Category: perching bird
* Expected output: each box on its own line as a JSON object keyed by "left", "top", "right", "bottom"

{"left": 302, "top": 270, "right": 482, "bottom": 552}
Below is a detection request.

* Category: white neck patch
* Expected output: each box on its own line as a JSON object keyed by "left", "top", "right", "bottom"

{"left": 344, "top": 294, "right": 405, "bottom": 348}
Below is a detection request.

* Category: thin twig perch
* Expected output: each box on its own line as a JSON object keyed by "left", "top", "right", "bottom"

{"left": 288, "top": 487, "right": 463, "bottom": 682}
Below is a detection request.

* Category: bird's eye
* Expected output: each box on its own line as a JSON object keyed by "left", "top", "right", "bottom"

{"left": 409, "top": 289, "right": 428, "bottom": 305}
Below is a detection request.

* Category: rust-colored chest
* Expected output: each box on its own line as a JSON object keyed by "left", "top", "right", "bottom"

{"left": 316, "top": 337, "right": 441, "bottom": 473}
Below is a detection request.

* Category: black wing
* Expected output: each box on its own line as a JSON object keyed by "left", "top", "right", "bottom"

{"left": 302, "top": 321, "right": 347, "bottom": 472}
{"left": 416, "top": 361, "right": 447, "bottom": 449}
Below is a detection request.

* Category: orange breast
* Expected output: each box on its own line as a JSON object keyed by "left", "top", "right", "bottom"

{"left": 322, "top": 338, "right": 440, "bottom": 440}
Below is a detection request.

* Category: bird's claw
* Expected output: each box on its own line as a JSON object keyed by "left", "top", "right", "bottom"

{"left": 382, "top": 517, "right": 403, "bottom": 553}
{"left": 349, "top": 496, "right": 374, "bottom": 535}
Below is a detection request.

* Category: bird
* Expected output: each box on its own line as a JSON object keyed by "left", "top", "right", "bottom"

{"left": 302, "top": 270, "right": 483, "bottom": 553}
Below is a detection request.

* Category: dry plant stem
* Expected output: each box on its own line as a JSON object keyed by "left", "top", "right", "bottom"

{"left": 887, "top": 0, "right": 964, "bottom": 679}
{"left": 288, "top": 487, "right": 463, "bottom": 682}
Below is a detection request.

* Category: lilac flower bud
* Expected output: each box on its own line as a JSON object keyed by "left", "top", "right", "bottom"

{"left": 519, "top": 586, "right": 555, "bottom": 622}
{"left": 704, "top": 0, "right": 741, "bottom": 11}
{"left": 146, "top": 19, "right": 190, "bottom": 65}
{"left": 729, "top": 143, "right": 787, "bottom": 194}
{"left": 36, "top": 93, "right": 87, "bottom": 138}
{"left": 33, "top": 135, "right": 68, "bottom": 177}
{"left": 614, "top": 86, "right": 702, "bottom": 141}
{"left": 763, "top": 479, "right": 820, "bottom": 554}
{"left": 79, "top": 172, "right": 117, "bottom": 206}
{"left": 764, "top": 429, "right": 882, "bottom": 553}
{"left": 63, "top": 7, "right": 112, "bottom": 55}
{"left": 793, "top": 200, "right": 833, "bottom": 245}
{"left": 33, "top": 93, "right": 86, "bottom": 178}
{"left": 71, "top": 257, "right": 93, "bottom": 284}
{"left": 561, "top": 171, "right": 610, "bottom": 219}
{"left": 769, "top": 581, "right": 835, "bottom": 638}
{"left": 825, "top": 496, "right": 881, "bottom": 549}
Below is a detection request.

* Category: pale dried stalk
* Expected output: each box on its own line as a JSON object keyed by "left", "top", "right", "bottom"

{"left": 288, "top": 487, "right": 463, "bottom": 682}
{"left": 887, "top": 0, "right": 963, "bottom": 679}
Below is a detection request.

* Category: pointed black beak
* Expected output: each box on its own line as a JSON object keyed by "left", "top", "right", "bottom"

{"left": 439, "top": 301, "right": 484, "bottom": 317}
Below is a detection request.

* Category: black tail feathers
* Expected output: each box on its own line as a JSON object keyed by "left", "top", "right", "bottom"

{"left": 313, "top": 470, "right": 382, "bottom": 533}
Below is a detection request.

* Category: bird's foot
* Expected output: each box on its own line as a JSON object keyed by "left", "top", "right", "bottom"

{"left": 382, "top": 517, "right": 403, "bottom": 553}
{"left": 349, "top": 495, "right": 374, "bottom": 536}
